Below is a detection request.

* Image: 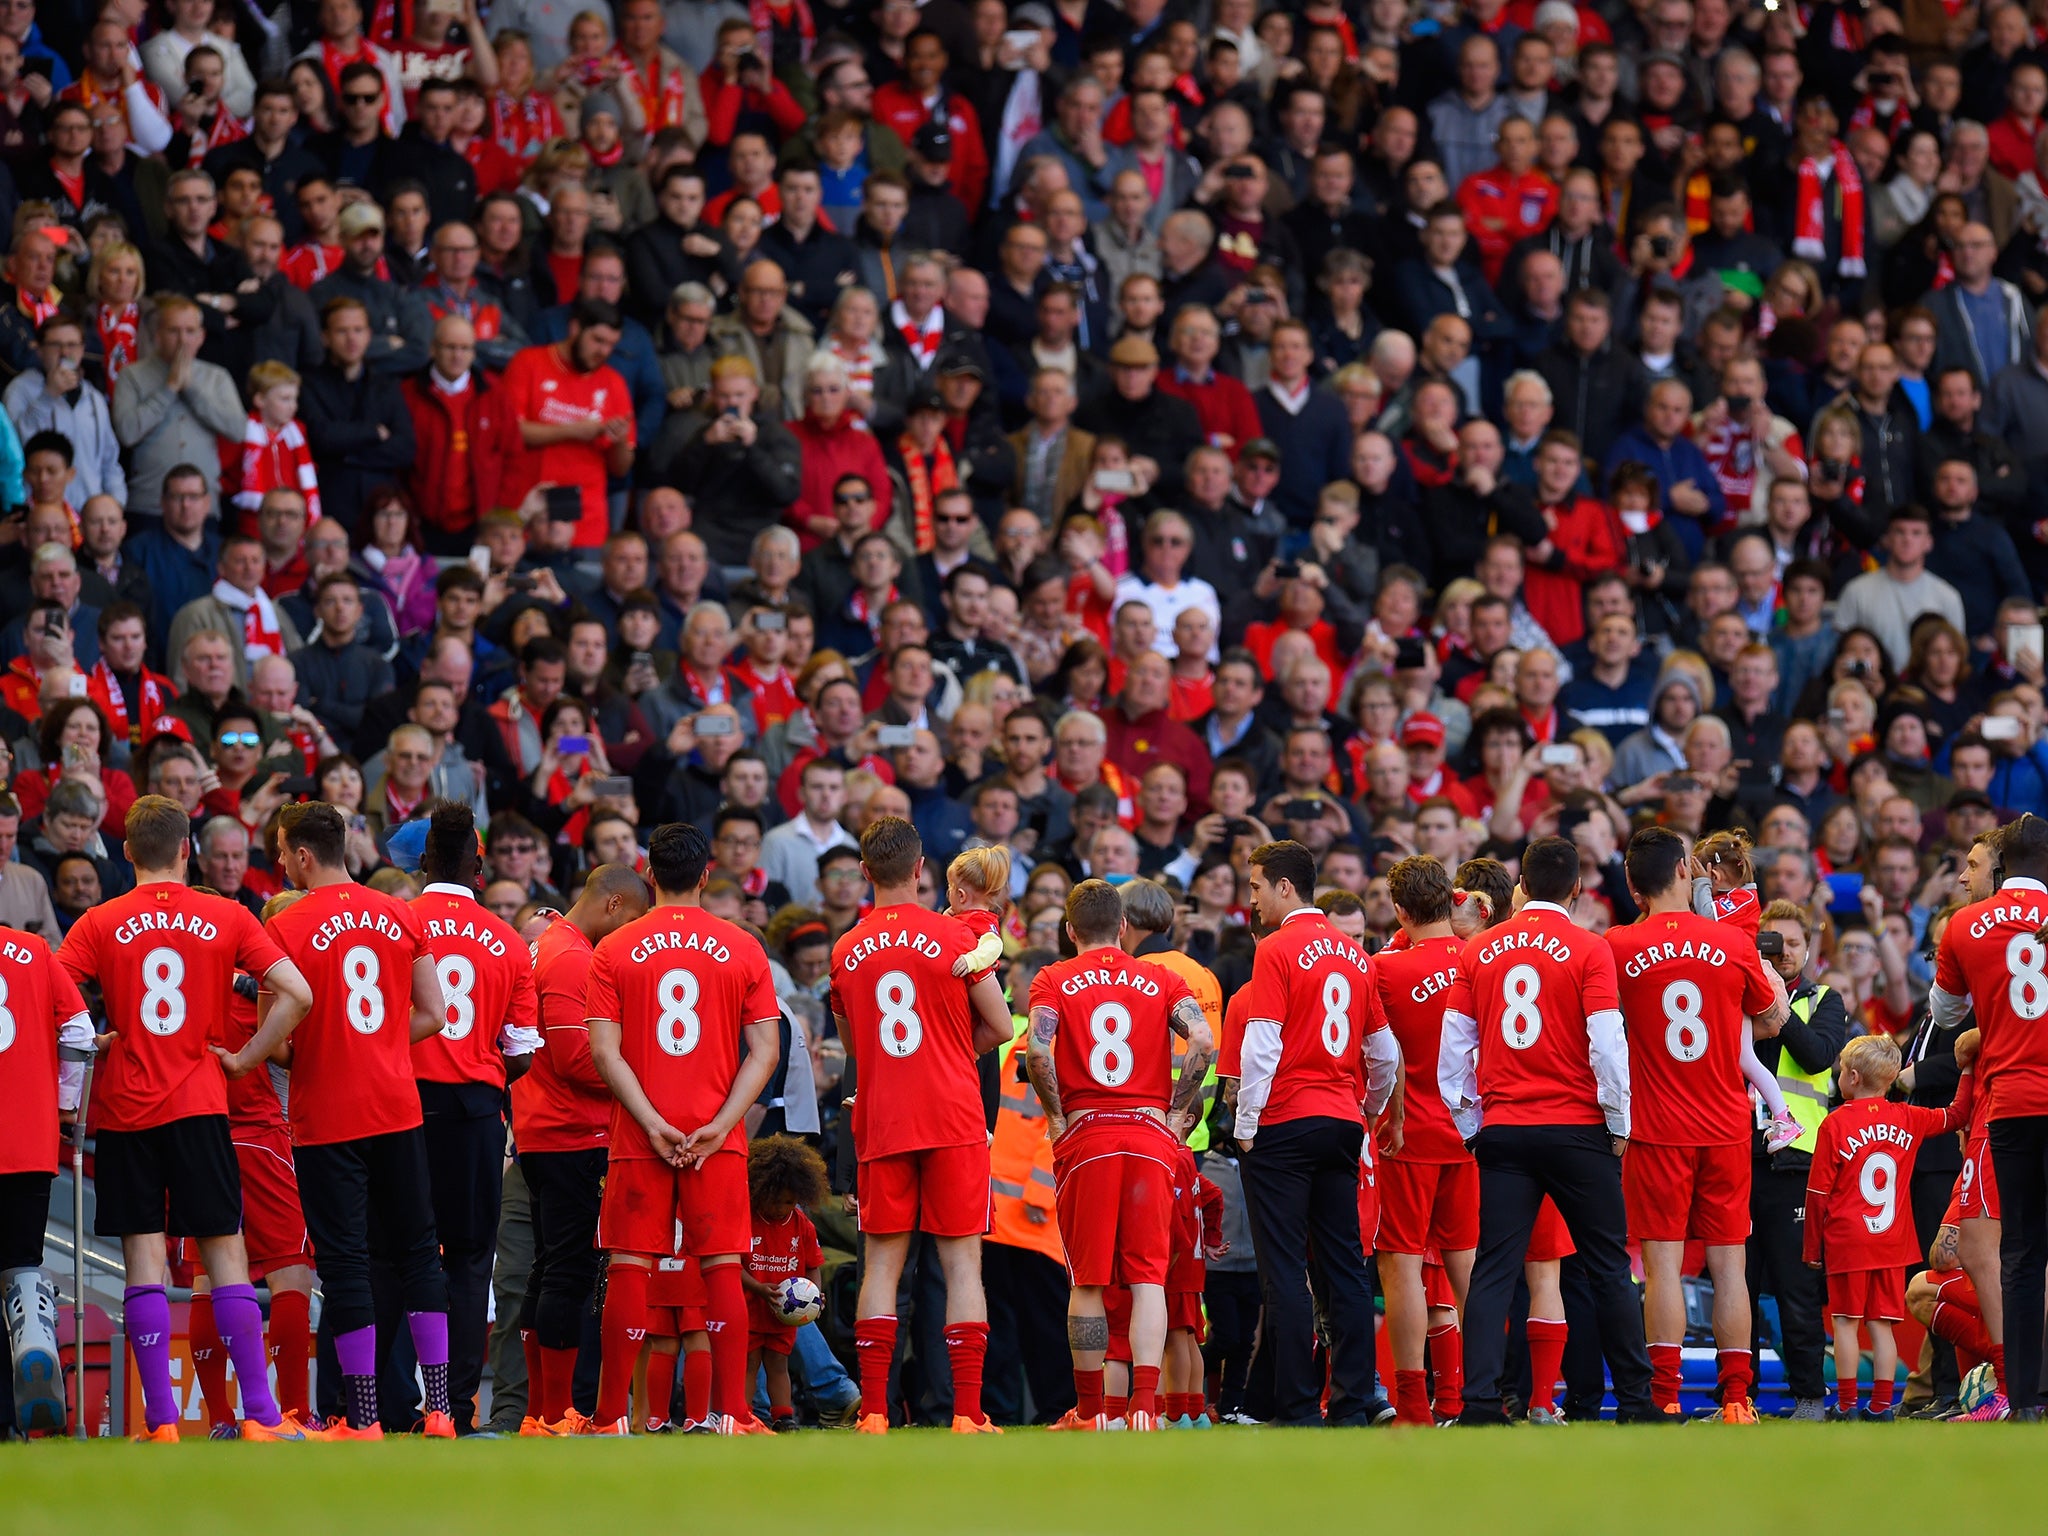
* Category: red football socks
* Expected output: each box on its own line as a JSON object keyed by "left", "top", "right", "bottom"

{"left": 1394, "top": 1367, "right": 1432, "bottom": 1424}
{"left": 1931, "top": 1299, "right": 1994, "bottom": 1372}
{"left": 1716, "top": 1347, "right": 1754, "bottom": 1407}
{"left": 1130, "top": 1365, "right": 1161, "bottom": 1420}
{"left": 1074, "top": 1366, "right": 1104, "bottom": 1420}
{"left": 683, "top": 1346, "right": 713, "bottom": 1425}
{"left": 1527, "top": 1319, "right": 1569, "bottom": 1412}
{"left": 1837, "top": 1365, "right": 1858, "bottom": 1413}
{"left": 596, "top": 1263, "right": 648, "bottom": 1425}
{"left": 1104, "top": 1392, "right": 1130, "bottom": 1422}
{"left": 538, "top": 1347, "right": 578, "bottom": 1424}
{"left": 268, "top": 1288, "right": 310, "bottom": 1421}
{"left": 1870, "top": 1376, "right": 1894, "bottom": 1414}
{"left": 1649, "top": 1342, "right": 1684, "bottom": 1413}
{"left": 187, "top": 1294, "right": 233, "bottom": 1429}
{"left": 944, "top": 1321, "right": 989, "bottom": 1424}
{"left": 703, "top": 1262, "right": 750, "bottom": 1423}
{"left": 1163, "top": 1391, "right": 1190, "bottom": 1421}
{"left": 855, "top": 1314, "right": 899, "bottom": 1421}
{"left": 645, "top": 1341, "right": 679, "bottom": 1428}
{"left": 519, "top": 1328, "right": 544, "bottom": 1418}
{"left": 1427, "top": 1324, "right": 1464, "bottom": 1418}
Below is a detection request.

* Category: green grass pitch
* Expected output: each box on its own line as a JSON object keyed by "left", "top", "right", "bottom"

{"left": 1, "top": 1427, "right": 2041, "bottom": 1534}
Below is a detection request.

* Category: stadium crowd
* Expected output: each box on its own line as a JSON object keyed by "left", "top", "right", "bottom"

{"left": 3, "top": 0, "right": 2048, "bottom": 1441}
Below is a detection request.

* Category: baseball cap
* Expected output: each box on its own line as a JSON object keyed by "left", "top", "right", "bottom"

{"left": 1108, "top": 334, "right": 1159, "bottom": 367}
{"left": 907, "top": 384, "right": 946, "bottom": 415}
{"left": 1013, "top": 1, "right": 1055, "bottom": 26}
{"left": 144, "top": 715, "right": 193, "bottom": 746}
{"left": 1641, "top": 49, "right": 1687, "bottom": 71}
{"left": 1399, "top": 712, "right": 1446, "bottom": 749}
{"left": 912, "top": 120, "right": 953, "bottom": 162}
{"left": 1948, "top": 788, "right": 1995, "bottom": 813}
{"left": 1241, "top": 437, "right": 1281, "bottom": 463}
{"left": 935, "top": 346, "right": 987, "bottom": 382}
{"left": 338, "top": 201, "right": 385, "bottom": 239}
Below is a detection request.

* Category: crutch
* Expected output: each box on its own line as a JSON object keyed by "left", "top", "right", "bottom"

{"left": 59, "top": 1042, "right": 95, "bottom": 1441}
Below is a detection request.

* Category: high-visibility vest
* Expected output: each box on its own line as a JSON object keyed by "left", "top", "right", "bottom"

{"left": 989, "top": 1020, "right": 1064, "bottom": 1263}
{"left": 1771, "top": 985, "right": 1835, "bottom": 1157}
{"left": 1151, "top": 950, "right": 1222, "bottom": 1154}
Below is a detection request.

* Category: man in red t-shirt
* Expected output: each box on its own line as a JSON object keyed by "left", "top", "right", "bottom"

{"left": 408, "top": 805, "right": 541, "bottom": 1435}
{"left": 830, "top": 817, "right": 1014, "bottom": 1434}
{"left": 586, "top": 822, "right": 782, "bottom": 1435}
{"left": 512, "top": 864, "right": 649, "bottom": 1434}
{"left": 256, "top": 802, "right": 451, "bottom": 1438}
{"left": 1025, "top": 879, "right": 1214, "bottom": 1432}
{"left": 500, "top": 299, "right": 636, "bottom": 547}
{"left": 0, "top": 915, "right": 95, "bottom": 1435}
{"left": 1437, "top": 834, "right": 1656, "bottom": 1424}
{"left": 59, "top": 795, "right": 317, "bottom": 1442}
{"left": 1234, "top": 840, "right": 1400, "bottom": 1425}
{"left": 1607, "top": 827, "right": 1789, "bottom": 1423}
{"left": 1928, "top": 811, "right": 2048, "bottom": 1417}
{"left": 1372, "top": 855, "right": 1479, "bottom": 1425}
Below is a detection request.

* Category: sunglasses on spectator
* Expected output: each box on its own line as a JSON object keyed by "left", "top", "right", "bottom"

{"left": 935, "top": 511, "right": 974, "bottom": 523}
{"left": 218, "top": 731, "right": 261, "bottom": 748}
{"left": 343, "top": 91, "right": 382, "bottom": 104}
{"left": 835, "top": 491, "right": 872, "bottom": 504}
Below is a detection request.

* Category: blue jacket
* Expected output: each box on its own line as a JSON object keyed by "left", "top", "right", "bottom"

{"left": 1253, "top": 384, "right": 1354, "bottom": 528}
{"left": 1561, "top": 660, "right": 1657, "bottom": 746}
{"left": 1990, "top": 740, "right": 2048, "bottom": 817}
{"left": 1601, "top": 425, "right": 1727, "bottom": 560}
{"left": 126, "top": 525, "right": 222, "bottom": 647}
{"left": 905, "top": 778, "right": 973, "bottom": 864}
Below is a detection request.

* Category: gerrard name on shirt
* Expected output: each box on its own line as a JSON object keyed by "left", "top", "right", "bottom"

{"left": 113, "top": 911, "right": 221, "bottom": 945}
{"left": 629, "top": 928, "right": 732, "bottom": 964}
{"left": 1620, "top": 938, "right": 1730, "bottom": 977}
{"left": 1295, "top": 936, "right": 1371, "bottom": 974}
{"left": 425, "top": 916, "right": 509, "bottom": 956}
{"left": 1059, "top": 965, "right": 1164, "bottom": 995}
{"left": 1475, "top": 927, "right": 1575, "bottom": 966}
{"left": 1968, "top": 898, "right": 2048, "bottom": 938}
{"left": 838, "top": 929, "right": 943, "bottom": 969}
{"left": 309, "top": 909, "right": 409, "bottom": 951}
{"left": 1406, "top": 964, "right": 1457, "bottom": 1004}
{"left": 1, "top": 938, "right": 45, "bottom": 966}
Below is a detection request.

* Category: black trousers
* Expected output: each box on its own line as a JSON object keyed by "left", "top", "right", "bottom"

{"left": 297, "top": 1128, "right": 446, "bottom": 1335}
{"left": 1203, "top": 1269, "right": 1261, "bottom": 1416}
{"left": 982, "top": 1241, "right": 1073, "bottom": 1425}
{"left": 0, "top": 1171, "right": 53, "bottom": 1433}
{"left": 419, "top": 1083, "right": 505, "bottom": 1433}
{"left": 1461, "top": 1123, "right": 1653, "bottom": 1423}
{"left": 1747, "top": 1159, "right": 1828, "bottom": 1402}
{"left": 517, "top": 1148, "right": 607, "bottom": 1352}
{"left": 1990, "top": 1115, "right": 2048, "bottom": 1412}
{"left": 1557, "top": 1255, "right": 1609, "bottom": 1419}
{"left": 1238, "top": 1115, "right": 1376, "bottom": 1425}
{"left": 1910, "top": 1163, "right": 1961, "bottom": 1400}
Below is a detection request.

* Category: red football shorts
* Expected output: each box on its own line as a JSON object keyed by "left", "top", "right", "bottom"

{"left": 598, "top": 1151, "right": 750, "bottom": 1257}
{"left": 1929, "top": 1267, "right": 1979, "bottom": 1314}
{"left": 1828, "top": 1266, "right": 1905, "bottom": 1323}
{"left": 648, "top": 1250, "right": 708, "bottom": 1334}
{"left": 1105, "top": 1285, "right": 1132, "bottom": 1363}
{"left": 1526, "top": 1196, "right": 1575, "bottom": 1263}
{"left": 857, "top": 1141, "right": 990, "bottom": 1237}
{"left": 1168, "top": 1290, "right": 1206, "bottom": 1342}
{"left": 1623, "top": 1139, "right": 1751, "bottom": 1246}
{"left": 1958, "top": 1131, "right": 2001, "bottom": 1222}
{"left": 749, "top": 1327, "right": 797, "bottom": 1357}
{"left": 1052, "top": 1111, "right": 1177, "bottom": 1288}
{"left": 1377, "top": 1156, "right": 1480, "bottom": 1256}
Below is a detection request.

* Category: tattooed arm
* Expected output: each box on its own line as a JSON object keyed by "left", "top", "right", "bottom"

{"left": 1166, "top": 995, "right": 1215, "bottom": 1141}
{"left": 1025, "top": 1003, "right": 1066, "bottom": 1140}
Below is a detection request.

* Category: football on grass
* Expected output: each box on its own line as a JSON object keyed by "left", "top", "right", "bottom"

{"left": 775, "top": 1276, "right": 823, "bottom": 1325}
{"left": 1959, "top": 1361, "right": 1999, "bottom": 1413}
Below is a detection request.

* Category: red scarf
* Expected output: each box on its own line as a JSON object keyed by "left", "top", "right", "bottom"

{"left": 17, "top": 285, "right": 60, "bottom": 327}
{"left": 1793, "top": 139, "right": 1866, "bottom": 278}
{"left": 892, "top": 299, "right": 943, "bottom": 368}
{"left": 87, "top": 659, "right": 169, "bottom": 745}
{"left": 492, "top": 88, "right": 562, "bottom": 163}
{"left": 96, "top": 303, "right": 139, "bottom": 385}
{"left": 899, "top": 435, "right": 957, "bottom": 555}
{"left": 1933, "top": 249, "right": 1956, "bottom": 289}
{"left": 53, "top": 167, "right": 86, "bottom": 210}
{"left": 585, "top": 135, "right": 625, "bottom": 168}
{"left": 618, "top": 47, "right": 691, "bottom": 130}
{"left": 187, "top": 108, "right": 247, "bottom": 166}
{"left": 751, "top": 0, "right": 815, "bottom": 61}
{"left": 847, "top": 583, "right": 898, "bottom": 638}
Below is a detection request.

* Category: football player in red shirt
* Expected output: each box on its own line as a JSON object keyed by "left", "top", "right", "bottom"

{"left": 1607, "top": 827, "right": 1791, "bottom": 1423}
{"left": 587, "top": 822, "right": 782, "bottom": 1435}
{"left": 1805, "top": 1032, "right": 1978, "bottom": 1419}
{"left": 1438, "top": 835, "right": 1657, "bottom": 1424}
{"left": 60, "top": 795, "right": 319, "bottom": 1442}
{"left": 1027, "top": 879, "right": 1215, "bottom": 1431}
{"left": 253, "top": 802, "right": 453, "bottom": 1439}
{"left": 1372, "top": 855, "right": 1477, "bottom": 1426}
{"left": 514, "top": 864, "right": 650, "bottom": 1434}
{"left": 409, "top": 806, "right": 542, "bottom": 1435}
{"left": 831, "top": 817, "right": 1015, "bottom": 1434}
{"left": 0, "top": 907, "right": 95, "bottom": 1435}
{"left": 1233, "top": 840, "right": 1399, "bottom": 1425}
{"left": 1927, "top": 811, "right": 2048, "bottom": 1419}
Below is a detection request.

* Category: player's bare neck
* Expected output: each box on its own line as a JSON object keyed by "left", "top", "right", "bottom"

{"left": 653, "top": 888, "right": 702, "bottom": 909}
{"left": 301, "top": 865, "right": 355, "bottom": 890}
{"left": 134, "top": 869, "right": 190, "bottom": 889}
{"left": 1402, "top": 919, "right": 1455, "bottom": 941}
{"left": 870, "top": 883, "right": 921, "bottom": 910}
{"left": 1641, "top": 887, "right": 1693, "bottom": 917}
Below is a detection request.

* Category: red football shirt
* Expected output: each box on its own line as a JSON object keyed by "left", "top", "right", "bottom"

{"left": 223, "top": 980, "right": 288, "bottom": 1134}
{"left": 0, "top": 932, "right": 90, "bottom": 1176}
{"left": 1443, "top": 902, "right": 1620, "bottom": 1129}
{"left": 60, "top": 883, "right": 286, "bottom": 1132}
{"left": 1804, "top": 1094, "right": 1971, "bottom": 1270}
{"left": 514, "top": 916, "right": 612, "bottom": 1153}
{"left": 1241, "top": 906, "right": 1386, "bottom": 1127}
{"left": 1608, "top": 910, "right": 1777, "bottom": 1146}
{"left": 830, "top": 903, "right": 992, "bottom": 1159}
{"left": 409, "top": 884, "right": 539, "bottom": 1089}
{"left": 500, "top": 343, "right": 635, "bottom": 546}
{"left": 1218, "top": 984, "right": 1252, "bottom": 1078}
{"left": 266, "top": 883, "right": 432, "bottom": 1147}
{"left": 1027, "top": 951, "right": 1193, "bottom": 1121}
{"left": 1934, "top": 880, "right": 2048, "bottom": 1119}
{"left": 586, "top": 904, "right": 779, "bottom": 1161}
{"left": 745, "top": 1207, "right": 824, "bottom": 1331}
{"left": 1372, "top": 932, "right": 1469, "bottom": 1162}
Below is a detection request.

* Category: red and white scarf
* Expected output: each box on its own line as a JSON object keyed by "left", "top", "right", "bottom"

{"left": 17, "top": 284, "right": 60, "bottom": 328}
{"left": 899, "top": 434, "right": 957, "bottom": 555}
{"left": 892, "top": 299, "right": 944, "bottom": 368}
{"left": 87, "top": 658, "right": 168, "bottom": 745}
{"left": 491, "top": 88, "right": 562, "bottom": 164}
{"left": 751, "top": 0, "right": 815, "bottom": 62}
{"left": 847, "top": 582, "right": 899, "bottom": 638}
{"left": 617, "top": 46, "right": 692, "bottom": 131}
{"left": 185, "top": 107, "right": 247, "bottom": 167}
{"left": 95, "top": 302, "right": 139, "bottom": 384}
{"left": 235, "top": 416, "right": 322, "bottom": 521}
{"left": 212, "top": 578, "right": 287, "bottom": 665}
{"left": 1793, "top": 139, "right": 1866, "bottom": 278}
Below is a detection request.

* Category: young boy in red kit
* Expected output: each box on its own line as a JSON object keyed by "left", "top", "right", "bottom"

{"left": 1166, "top": 1143, "right": 1225, "bottom": 1427}
{"left": 641, "top": 1242, "right": 711, "bottom": 1433}
{"left": 741, "top": 1136, "right": 829, "bottom": 1431}
{"left": 1806, "top": 1031, "right": 1978, "bottom": 1420}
